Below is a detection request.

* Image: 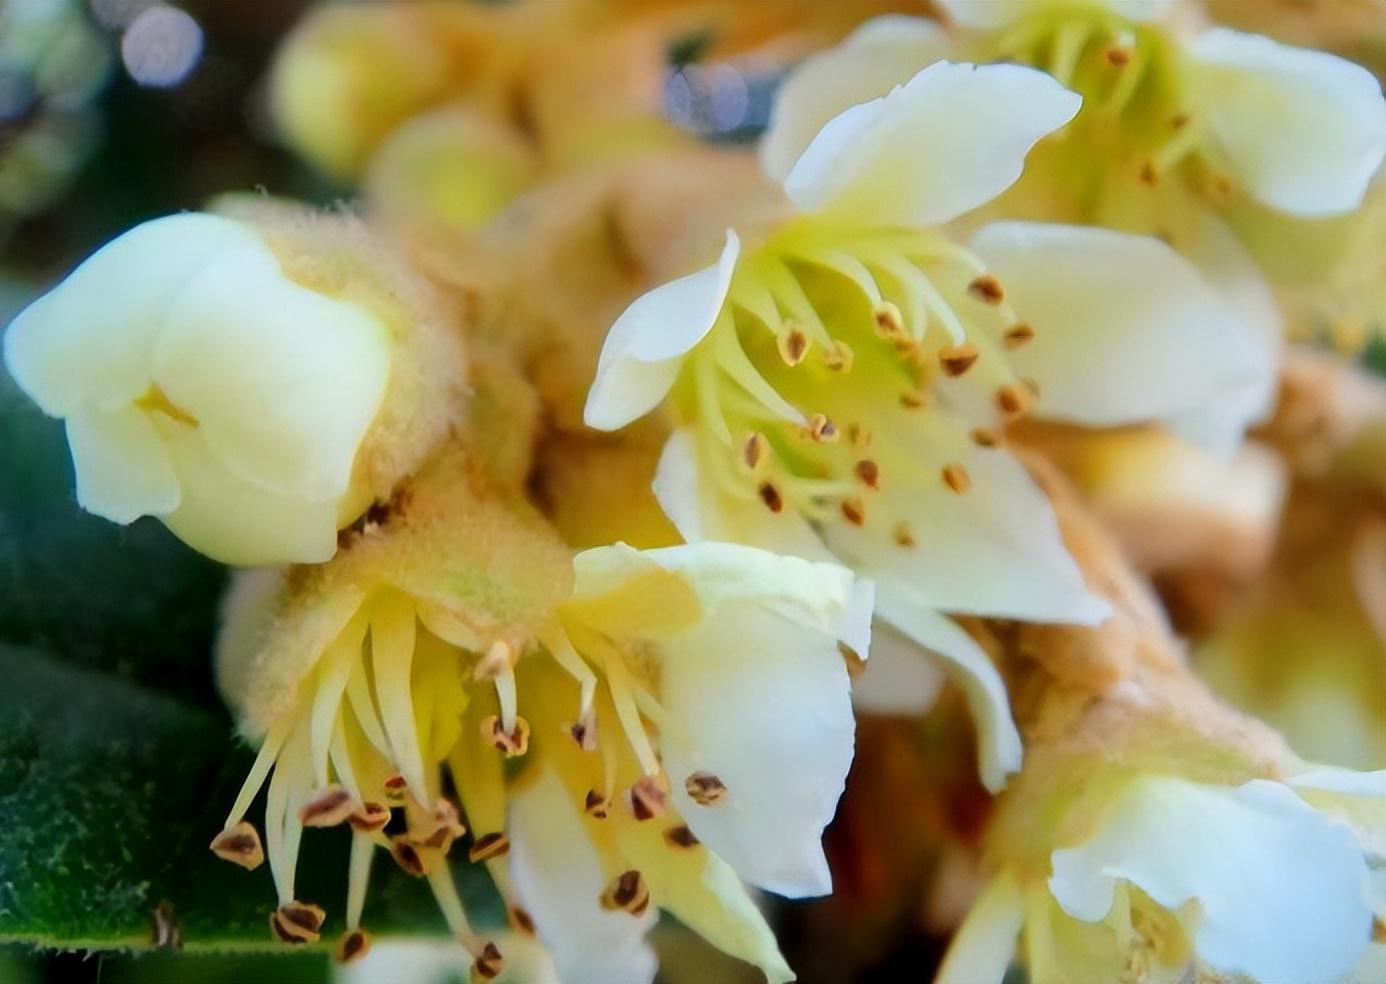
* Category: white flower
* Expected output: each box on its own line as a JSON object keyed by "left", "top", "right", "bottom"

{"left": 3, "top": 213, "right": 391, "bottom": 564}
{"left": 940, "top": 770, "right": 1385, "bottom": 984}
{"left": 586, "top": 61, "right": 1266, "bottom": 790}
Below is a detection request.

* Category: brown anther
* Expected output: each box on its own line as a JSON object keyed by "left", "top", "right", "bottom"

{"left": 1171, "top": 111, "right": 1191, "bottom": 129}
{"left": 967, "top": 275, "right": 1004, "bottom": 304}
{"left": 270, "top": 902, "right": 326, "bottom": 945}
{"left": 1138, "top": 161, "right": 1158, "bottom": 185}
{"left": 601, "top": 870, "right": 651, "bottom": 916}
{"left": 970, "top": 427, "right": 1000, "bottom": 449}
{"left": 300, "top": 785, "right": 355, "bottom": 828}
{"left": 473, "top": 638, "right": 515, "bottom": 682}
{"left": 684, "top": 771, "right": 728, "bottom": 806}
{"left": 758, "top": 482, "right": 784, "bottom": 514}
{"left": 348, "top": 801, "right": 391, "bottom": 834}
{"left": 996, "top": 382, "right": 1033, "bottom": 416}
{"left": 468, "top": 832, "right": 511, "bottom": 862}
{"left": 808, "top": 413, "right": 839, "bottom": 442}
{"left": 417, "top": 799, "right": 466, "bottom": 850}
{"left": 471, "top": 941, "right": 504, "bottom": 981}
{"left": 210, "top": 821, "right": 264, "bottom": 870}
{"left": 1373, "top": 916, "right": 1386, "bottom": 944}
{"left": 390, "top": 835, "right": 433, "bottom": 877}
{"left": 838, "top": 641, "right": 866, "bottom": 678}
{"left": 1105, "top": 46, "right": 1131, "bottom": 66}
{"left": 664, "top": 825, "right": 700, "bottom": 849}
{"left": 1002, "top": 322, "right": 1035, "bottom": 349}
{"left": 1212, "top": 174, "right": 1234, "bottom": 197}
{"left": 742, "top": 432, "right": 769, "bottom": 471}
{"left": 509, "top": 906, "right": 536, "bottom": 936}
{"left": 841, "top": 497, "right": 866, "bottom": 526}
{"left": 630, "top": 774, "right": 668, "bottom": 821}
{"left": 383, "top": 774, "right": 409, "bottom": 802}
{"left": 481, "top": 714, "right": 531, "bottom": 757}
{"left": 941, "top": 463, "right": 971, "bottom": 494}
{"left": 892, "top": 521, "right": 916, "bottom": 548}
{"left": 900, "top": 391, "right": 925, "bottom": 409}
{"left": 584, "top": 788, "right": 609, "bottom": 819}
{"left": 873, "top": 301, "right": 907, "bottom": 338}
{"left": 854, "top": 459, "right": 880, "bottom": 489}
{"left": 778, "top": 326, "right": 810, "bottom": 366}
{"left": 150, "top": 901, "right": 181, "bottom": 950}
{"left": 569, "top": 713, "right": 598, "bottom": 751}
{"left": 938, "top": 343, "right": 979, "bottom": 376}
{"left": 824, "top": 339, "right": 854, "bottom": 372}
{"left": 336, "top": 928, "right": 371, "bottom": 963}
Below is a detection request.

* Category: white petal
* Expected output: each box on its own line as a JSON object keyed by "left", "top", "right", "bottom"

{"left": 824, "top": 429, "right": 1109, "bottom": 624}
{"left": 584, "top": 231, "right": 739, "bottom": 431}
{"left": 65, "top": 406, "right": 180, "bottom": 523}
{"left": 336, "top": 939, "right": 558, "bottom": 984}
{"left": 938, "top": 0, "right": 1174, "bottom": 29}
{"left": 871, "top": 588, "right": 1022, "bottom": 792}
{"left": 660, "top": 601, "right": 855, "bottom": 897}
{"left": 154, "top": 245, "right": 391, "bottom": 501}
{"left": 508, "top": 769, "right": 658, "bottom": 984}
{"left": 851, "top": 618, "right": 946, "bottom": 716}
{"left": 972, "top": 222, "right": 1269, "bottom": 427}
{"left": 760, "top": 16, "right": 949, "bottom": 184}
{"left": 158, "top": 421, "right": 340, "bottom": 565}
{"left": 1050, "top": 776, "right": 1374, "bottom": 983}
{"left": 782, "top": 61, "right": 1080, "bottom": 227}
{"left": 2, "top": 213, "right": 264, "bottom": 416}
{"left": 1190, "top": 28, "right": 1386, "bottom": 218}
{"left": 936, "top": 870, "right": 1024, "bottom": 984}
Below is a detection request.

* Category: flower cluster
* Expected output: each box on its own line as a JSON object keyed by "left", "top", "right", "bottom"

{"left": 3, "top": 1, "right": 1383, "bottom": 982}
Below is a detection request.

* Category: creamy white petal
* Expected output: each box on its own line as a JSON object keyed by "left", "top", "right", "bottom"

{"left": 1160, "top": 212, "right": 1281, "bottom": 453}
{"left": 1050, "top": 777, "right": 1374, "bottom": 982}
{"left": 1190, "top": 28, "right": 1386, "bottom": 218}
{"left": 972, "top": 222, "right": 1269, "bottom": 428}
{"left": 871, "top": 588, "right": 1022, "bottom": 792}
{"left": 938, "top": 0, "right": 1174, "bottom": 29}
{"left": 585, "top": 232, "right": 739, "bottom": 431}
{"left": 660, "top": 601, "right": 855, "bottom": 897}
{"left": 508, "top": 769, "right": 658, "bottom": 984}
{"left": 823, "top": 428, "right": 1110, "bottom": 624}
{"left": 65, "top": 406, "right": 180, "bottom": 523}
{"left": 158, "top": 421, "right": 340, "bottom": 565}
{"left": 154, "top": 246, "right": 391, "bottom": 501}
{"left": 782, "top": 61, "right": 1081, "bottom": 227}
{"left": 760, "top": 16, "right": 948, "bottom": 184}
{"left": 851, "top": 618, "right": 946, "bottom": 716}
{"left": 2, "top": 213, "right": 264, "bottom": 416}
{"left": 935, "top": 870, "right": 1024, "bottom": 984}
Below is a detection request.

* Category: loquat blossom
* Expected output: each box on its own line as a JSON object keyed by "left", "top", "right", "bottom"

{"left": 211, "top": 442, "right": 870, "bottom": 982}
{"left": 585, "top": 59, "right": 1267, "bottom": 790}
{"left": 762, "top": 2, "right": 1386, "bottom": 446}
{"left": 2, "top": 203, "right": 466, "bottom": 565}
{"left": 935, "top": 464, "right": 1385, "bottom": 984}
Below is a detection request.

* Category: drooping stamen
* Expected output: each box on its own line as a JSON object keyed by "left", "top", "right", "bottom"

{"left": 601, "top": 647, "right": 662, "bottom": 779}
{"left": 469, "top": 832, "right": 511, "bottom": 862}
{"left": 967, "top": 275, "right": 1005, "bottom": 305}
{"left": 270, "top": 901, "right": 326, "bottom": 945}
{"left": 336, "top": 928, "right": 371, "bottom": 963}
{"left": 427, "top": 865, "right": 499, "bottom": 969}
{"left": 541, "top": 625, "right": 599, "bottom": 747}
{"left": 300, "top": 785, "right": 355, "bottom": 828}
{"left": 630, "top": 774, "right": 668, "bottom": 821}
{"left": 346, "top": 831, "right": 374, "bottom": 931}
{"left": 371, "top": 595, "right": 430, "bottom": 803}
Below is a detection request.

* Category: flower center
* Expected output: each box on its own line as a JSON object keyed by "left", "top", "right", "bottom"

{"left": 135, "top": 384, "right": 199, "bottom": 427}
{"left": 671, "top": 221, "right": 1036, "bottom": 543}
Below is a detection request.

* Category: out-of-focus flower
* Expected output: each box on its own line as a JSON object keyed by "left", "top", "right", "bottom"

{"left": 936, "top": 464, "right": 1385, "bottom": 984}
{"left": 585, "top": 59, "right": 1268, "bottom": 791}
{"left": 2, "top": 203, "right": 467, "bottom": 564}
{"left": 764, "top": 2, "right": 1386, "bottom": 444}
{"left": 211, "top": 442, "right": 870, "bottom": 981}
{"left": 1197, "top": 350, "right": 1386, "bottom": 770}
{"left": 336, "top": 935, "right": 559, "bottom": 984}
